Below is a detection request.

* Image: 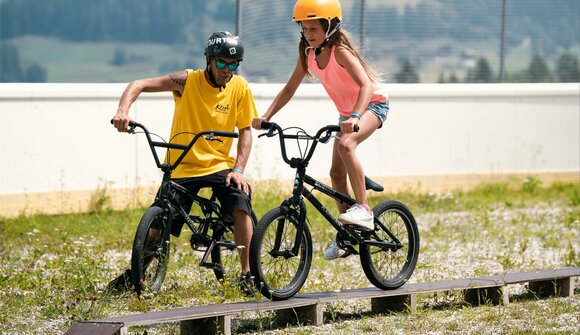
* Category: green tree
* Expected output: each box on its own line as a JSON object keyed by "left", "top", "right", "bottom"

{"left": 395, "top": 59, "right": 420, "bottom": 83}
{"left": 25, "top": 63, "right": 47, "bottom": 82}
{"left": 448, "top": 73, "right": 459, "bottom": 83}
{"left": 468, "top": 57, "right": 494, "bottom": 83}
{"left": 556, "top": 52, "right": 579, "bottom": 82}
{"left": 528, "top": 55, "right": 553, "bottom": 82}
{"left": 110, "top": 47, "right": 127, "bottom": 66}
{"left": 0, "top": 42, "right": 23, "bottom": 82}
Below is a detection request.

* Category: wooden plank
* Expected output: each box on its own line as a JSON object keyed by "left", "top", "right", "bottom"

{"left": 91, "top": 297, "right": 319, "bottom": 327}
{"left": 297, "top": 278, "right": 503, "bottom": 303}
{"left": 63, "top": 322, "right": 124, "bottom": 335}
{"left": 489, "top": 268, "right": 580, "bottom": 284}
{"left": 70, "top": 267, "right": 579, "bottom": 335}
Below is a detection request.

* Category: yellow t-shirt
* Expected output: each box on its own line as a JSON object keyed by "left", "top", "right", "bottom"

{"left": 166, "top": 69, "right": 257, "bottom": 178}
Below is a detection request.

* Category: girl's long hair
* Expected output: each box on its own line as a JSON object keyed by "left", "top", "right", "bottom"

{"left": 299, "top": 18, "right": 380, "bottom": 83}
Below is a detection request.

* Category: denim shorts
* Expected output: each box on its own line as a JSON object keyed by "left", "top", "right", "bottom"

{"left": 339, "top": 101, "right": 390, "bottom": 128}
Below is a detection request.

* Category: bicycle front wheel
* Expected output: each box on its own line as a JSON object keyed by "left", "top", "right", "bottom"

{"left": 131, "top": 205, "right": 171, "bottom": 295}
{"left": 211, "top": 210, "right": 258, "bottom": 284}
{"left": 250, "top": 206, "right": 312, "bottom": 300}
{"left": 360, "top": 200, "right": 420, "bottom": 289}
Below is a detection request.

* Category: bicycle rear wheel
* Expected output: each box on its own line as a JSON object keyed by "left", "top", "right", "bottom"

{"left": 131, "top": 205, "right": 171, "bottom": 295}
{"left": 360, "top": 200, "right": 420, "bottom": 289}
{"left": 211, "top": 210, "right": 258, "bottom": 284}
{"left": 250, "top": 206, "right": 312, "bottom": 300}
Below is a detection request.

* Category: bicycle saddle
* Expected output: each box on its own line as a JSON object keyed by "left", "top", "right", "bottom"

{"left": 364, "top": 176, "right": 384, "bottom": 192}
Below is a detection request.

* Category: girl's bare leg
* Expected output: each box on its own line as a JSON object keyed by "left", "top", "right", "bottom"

{"left": 330, "top": 139, "right": 349, "bottom": 213}
{"left": 336, "top": 112, "right": 381, "bottom": 207}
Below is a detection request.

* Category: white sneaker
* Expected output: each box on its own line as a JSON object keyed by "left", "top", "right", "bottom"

{"left": 323, "top": 237, "right": 347, "bottom": 260}
{"left": 338, "top": 204, "right": 374, "bottom": 230}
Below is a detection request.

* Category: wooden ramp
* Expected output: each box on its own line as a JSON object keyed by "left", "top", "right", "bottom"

{"left": 64, "top": 267, "right": 580, "bottom": 335}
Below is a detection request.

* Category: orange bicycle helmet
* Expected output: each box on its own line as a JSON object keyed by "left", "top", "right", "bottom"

{"left": 293, "top": 0, "right": 342, "bottom": 22}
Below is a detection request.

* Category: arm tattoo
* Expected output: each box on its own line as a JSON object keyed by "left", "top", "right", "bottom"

{"left": 168, "top": 71, "right": 187, "bottom": 88}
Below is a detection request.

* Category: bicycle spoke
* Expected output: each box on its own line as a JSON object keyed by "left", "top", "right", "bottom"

{"left": 360, "top": 201, "right": 419, "bottom": 289}
{"left": 250, "top": 206, "right": 312, "bottom": 300}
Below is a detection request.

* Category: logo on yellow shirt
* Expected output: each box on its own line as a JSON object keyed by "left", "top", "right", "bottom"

{"left": 215, "top": 103, "right": 230, "bottom": 114}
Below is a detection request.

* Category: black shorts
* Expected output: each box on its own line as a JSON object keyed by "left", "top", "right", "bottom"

{"left": 161, "top": 169, "right": 252, "bottom": 236}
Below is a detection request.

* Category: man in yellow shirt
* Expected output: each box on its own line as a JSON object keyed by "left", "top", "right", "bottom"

{"left": 112, "top": 31, "right": 257, "bottom": 292}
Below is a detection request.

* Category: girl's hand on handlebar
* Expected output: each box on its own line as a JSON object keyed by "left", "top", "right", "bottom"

{"left": 340, "top": 117, "right": 359, "bottom": 134}
{"left": 112, "top": 114, "right": 132, "bottom": 132}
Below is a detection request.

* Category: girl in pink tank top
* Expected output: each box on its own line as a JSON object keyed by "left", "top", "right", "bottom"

{"left": 252, "top": 0, "right": 389, "bottom": 260}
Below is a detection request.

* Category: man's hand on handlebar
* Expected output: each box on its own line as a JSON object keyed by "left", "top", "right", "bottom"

{"left": 112, "top": 114, "right": 132, "bottom": 132}
{"left": 252, "top": 117, "right": 269, "bottom": 130}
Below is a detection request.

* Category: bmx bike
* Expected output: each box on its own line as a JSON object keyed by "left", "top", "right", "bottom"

{"left": 249, "top": 121, "right": 420, "bottom": 300}
{"left": 114, "top": 120, "right": 257, "bottom": 295}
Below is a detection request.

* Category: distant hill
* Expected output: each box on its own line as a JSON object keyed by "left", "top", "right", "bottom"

{"left": 2, "top": 0, "right": 578, "bottom": 51}
{"left": 0, "top": 0, "right": 234, "bottom": 44}
{"left": 1, "top": 0, "right": 578, "bottom": 83}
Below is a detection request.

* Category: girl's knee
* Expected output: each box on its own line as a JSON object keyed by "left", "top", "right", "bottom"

{"left": 337, "top": 138, "right": 356, "bottom": 155}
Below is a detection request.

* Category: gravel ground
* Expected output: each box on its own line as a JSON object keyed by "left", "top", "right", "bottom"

{"left": 1, "top": 198, "right": 578, "bottom": 334}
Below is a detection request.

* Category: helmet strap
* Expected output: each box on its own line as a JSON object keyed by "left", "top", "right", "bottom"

{"left": 206, "top": 57, "right": 226, "bottom": 91}
{"left": 314, "top": 20, "right": 341, "bottom": 56}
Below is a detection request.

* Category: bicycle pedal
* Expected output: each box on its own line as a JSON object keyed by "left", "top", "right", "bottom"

{"left": 216, "top": 240, "right": 237, "bottom": 249}
{"left": 200, "top": 261, "right": 215, "bottom": 270}
{"left": 345, "top": 224, "right": 373, "bottom": 232}
{"left": 340, "top": 250, "right": 353, "bottom": 258}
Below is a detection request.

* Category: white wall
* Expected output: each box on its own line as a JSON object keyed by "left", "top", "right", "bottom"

{"left": 0, "top": 83, "right": 578, "bottom": 216}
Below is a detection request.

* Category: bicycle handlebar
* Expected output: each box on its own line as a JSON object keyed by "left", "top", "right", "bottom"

{"left": 110, "top": 119, "right": 238, "bottom": 171}
{"left": 259, "top": 121, "right": 358, "bottom": 168}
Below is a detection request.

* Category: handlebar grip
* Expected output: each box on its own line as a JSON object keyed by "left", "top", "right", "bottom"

{"left": 327, "top": 125, "right": 358, "bottom": 133}
{"left": 261, "top": 121, "right": 273, "bottom": 129}
{"left": 208, "top": 130, "right": 239, "bottom": 138}
{"left": 110, "top": 119, "right": 137, "bottom": 127}
{"left": 327, "top": 125, "right": 341, "bottom": 132}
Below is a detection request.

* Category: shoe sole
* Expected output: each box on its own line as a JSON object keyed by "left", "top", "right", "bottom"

{"left": 323, "top": 250, "right": 346, "bottom": 260}
{"left": 338, "top": 217, "right": 374, "bottom": 231}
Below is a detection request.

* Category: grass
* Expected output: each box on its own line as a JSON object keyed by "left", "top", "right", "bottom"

{"left": 0, "top": 178, "right": 579, "bottom": 334}
{"left": 11, "top": 36, "right": 192, "bottom": 83}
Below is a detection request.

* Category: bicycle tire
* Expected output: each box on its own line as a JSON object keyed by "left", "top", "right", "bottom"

{"left": 211, "top": 210, "right": 258, "bottom": 284}
{"left": 130, "top": 205, "right": 171, "bottom": 295}
{"left": 249, "top": 206, "right": 312, "bottom": 300}
{"left": 360, "top": 200, "right": 420, "bottom": 289}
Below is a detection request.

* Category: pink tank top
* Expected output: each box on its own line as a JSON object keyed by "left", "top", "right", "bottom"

{"left": 307, "top": 45, "right": 387, "bottom": 117}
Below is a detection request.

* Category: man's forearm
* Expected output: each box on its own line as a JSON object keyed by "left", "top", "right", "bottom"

{"left": 234, "top": 127, "right": 253, "bottom": 171}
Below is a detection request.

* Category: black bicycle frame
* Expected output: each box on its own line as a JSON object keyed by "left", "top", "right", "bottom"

{"left": 122, "top": 120, "right": 238, "bottom": 269}
{"left": 259, "top": 121, "right": 402, "bottom": 256}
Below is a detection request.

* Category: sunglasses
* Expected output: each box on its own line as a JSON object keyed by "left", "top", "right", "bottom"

{"left": 215, "top": 59, "right": 240, "bottom": 71}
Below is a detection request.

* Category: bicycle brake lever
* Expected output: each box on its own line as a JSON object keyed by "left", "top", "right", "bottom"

{"left": 258, "top": 128, "right": 277, "bottom": 138}
{"left": 319, "top": 130, "right": 333, "bottom": 144}
{"left": 204, "top": 135, "right": 224, "bottom": 143}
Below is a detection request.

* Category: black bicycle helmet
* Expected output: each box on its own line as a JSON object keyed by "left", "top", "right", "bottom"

{"left": 204, "top": 31, "right": 244, "bottom": 61}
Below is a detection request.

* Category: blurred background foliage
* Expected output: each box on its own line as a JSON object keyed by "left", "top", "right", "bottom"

{"left": 1, "top": 0, "right": 578, "bottom": 83}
